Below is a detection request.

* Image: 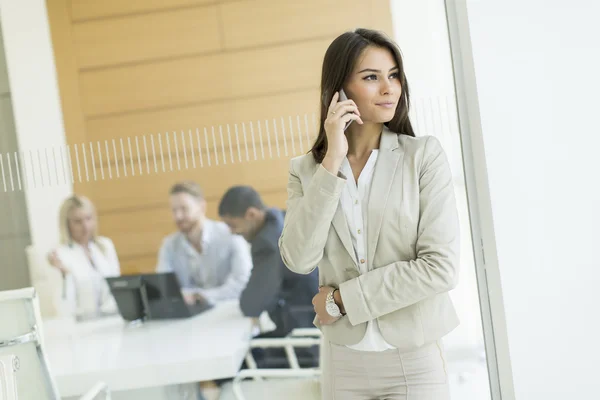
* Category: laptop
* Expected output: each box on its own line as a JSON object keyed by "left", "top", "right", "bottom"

{"left": 106, "top": 272, "right": 212, "bottom": 322}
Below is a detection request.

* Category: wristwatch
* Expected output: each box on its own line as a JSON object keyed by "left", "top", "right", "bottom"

{"left": 325, "top": 289, "right": 343, "bottom": 318}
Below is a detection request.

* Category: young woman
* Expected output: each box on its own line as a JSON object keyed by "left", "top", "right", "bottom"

{"left": 47, "top": 195, "right": 120, "bottom": 320}
{"left": 279, "top": 28, "right": 460, "bottom": 399}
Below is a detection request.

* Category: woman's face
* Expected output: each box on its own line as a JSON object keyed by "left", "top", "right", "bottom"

{"left": 68, "top": 206, "right": 96, "bottom": 244}
{"left": 344, "top": 46, "right": 402, "bottom": 124}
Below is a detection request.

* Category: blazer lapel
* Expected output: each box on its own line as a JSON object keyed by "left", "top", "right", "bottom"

{"left": 331, "top": 204, "right": 358, "bottom": 268}
{"left": 367, "top": 129, "right": 403, "bottom": 269}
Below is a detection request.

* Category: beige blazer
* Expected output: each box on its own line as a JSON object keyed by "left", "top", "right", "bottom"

{"left": 279, "top": 127, "right": 460, "bottom": 350}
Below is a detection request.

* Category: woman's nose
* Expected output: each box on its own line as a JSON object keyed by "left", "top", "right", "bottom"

{"left": 380, "top": 79, "right": 393, "bottom": 95}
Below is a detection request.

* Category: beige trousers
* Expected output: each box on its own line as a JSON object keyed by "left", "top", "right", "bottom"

{"left": 321, "top": 340, "right": 451, "bottom": 400}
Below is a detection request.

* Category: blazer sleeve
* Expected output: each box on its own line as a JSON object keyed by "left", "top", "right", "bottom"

{"left": 278, "top": 159, "right": 346, "bottom": 274}
{"left": 339, "top": 136, "right": 461, "bottom": 326}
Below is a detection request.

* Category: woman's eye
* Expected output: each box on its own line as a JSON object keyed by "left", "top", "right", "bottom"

{"left": 363, "top": 74, "right": 377, "bottom": 81}
{"left": 390, "top": 72, "right": 399, "bottom": 79}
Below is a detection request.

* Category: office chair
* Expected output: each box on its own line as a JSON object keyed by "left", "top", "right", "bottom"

{"left": 0, "top": 288, "right": 110, "bottom": 400}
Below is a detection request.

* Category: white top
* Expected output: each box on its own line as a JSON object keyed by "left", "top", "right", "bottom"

{"left": 43, "top": 301, "right": 252, "bottom": 397}
{"left": 55, "top": 236, "right": 120, "bottom": 319}
{"left": 339, "top": 150, "right": 396, "bottom": 351}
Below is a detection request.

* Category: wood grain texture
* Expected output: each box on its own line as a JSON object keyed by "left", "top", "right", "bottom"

{"left": 85, "top": 89, "right": 319, "bottom": 143}
{"left": 220, "top": 0, "right": 369, "bottom": 49}
{"left": 73, "top": 6, "right": 221, "bottom": 69}
{"left": 79, "top": 156, "right": 291, "bottom": 213}
{"left": 70, "top": 0, "right": 217, "bottom": 22}
{"left": 78, "top": 39, "right": 329, "bottom": 117}
{"left": 47, "top": 0, "right": 87, "bottom": 144}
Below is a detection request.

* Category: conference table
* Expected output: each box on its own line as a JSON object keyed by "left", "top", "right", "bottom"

{"left": 42, "top": 301, "right": 253, "bottom": 399}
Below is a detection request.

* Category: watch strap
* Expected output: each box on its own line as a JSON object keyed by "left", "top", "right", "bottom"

{"left": 332, "top": 288, "right": 346, "bottom": 316}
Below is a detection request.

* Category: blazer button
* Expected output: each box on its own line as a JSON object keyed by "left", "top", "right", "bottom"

{"left": 360, "top": 259, "right": 366, "bottom": 264}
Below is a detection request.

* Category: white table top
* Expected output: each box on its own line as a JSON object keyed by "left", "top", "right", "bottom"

{"left": 42, "top": 301, "right": 252, "bottom": 397}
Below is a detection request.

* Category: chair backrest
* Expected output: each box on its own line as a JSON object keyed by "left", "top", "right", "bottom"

{"left": 0, "top": 288, "right": 61, "bottom": 399}
{"left": 25, "top": 246, "right": 68, "bottom": 319}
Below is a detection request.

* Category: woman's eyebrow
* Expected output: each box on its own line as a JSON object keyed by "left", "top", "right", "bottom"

{"left": 357, "top": 66, "right": 399, "bottom": 73}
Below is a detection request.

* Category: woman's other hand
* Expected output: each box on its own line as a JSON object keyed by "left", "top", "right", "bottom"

{"left": 47, "top": 250, "right": 69, "bottom": 275}
{"left": 312, "top": 286, "right": 343, "bottom": 325}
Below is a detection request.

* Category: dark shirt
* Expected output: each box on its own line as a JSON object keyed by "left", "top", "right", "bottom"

{"left": 239, "top": 207, "right": 318, "bottom": 336}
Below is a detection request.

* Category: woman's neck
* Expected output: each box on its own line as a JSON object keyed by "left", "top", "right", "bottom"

{"left": 346, "top": 122, "right": 383, "bottom": 159}
{"left": 73, "top": 238, "right": 90, "bottom": 247}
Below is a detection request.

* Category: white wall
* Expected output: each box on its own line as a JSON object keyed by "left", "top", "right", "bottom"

{"left": 465, "top": 0, "right": 600, "bottom": 398}
{"left": 0, "top": 0, "right": 72, "bottom": 251}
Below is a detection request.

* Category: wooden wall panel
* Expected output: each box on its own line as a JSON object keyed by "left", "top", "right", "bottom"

{"left": 79, "top": 39, "right": 328, "bottom": 117}
{"left": 70, "top": 0, "right": 216, "bottom": 22}
{"left": 85, "top": 89, "right": 319, "bottom": 143}
{"left": 47, "top": 0, "right": 87, "bottom": 144}
{"left": 221, "top": 0, "right": 371, "bottom": 49}
{"left": 83, "top": 156, "right": 292, "bottom": 213}
{"left": 73, "top": 6, "right": 221, "bottom": 69}
{"left": 119, "top": 255, "right": 159, "bottom": 275}
{"left": 101, "top": 206, "right": 172, "bottom": 259}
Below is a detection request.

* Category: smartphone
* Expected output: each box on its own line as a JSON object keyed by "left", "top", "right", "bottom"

{"left": 338, "top": 89, "right": 354, "bottom": 131}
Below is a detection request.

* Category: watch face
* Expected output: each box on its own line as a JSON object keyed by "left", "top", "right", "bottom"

{"left": 326, "top": 302, "right": 341, "bottom": 317}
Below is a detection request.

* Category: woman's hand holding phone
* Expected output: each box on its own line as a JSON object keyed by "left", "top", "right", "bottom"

{"left": 322, "top": 91, "right": 363, "bottom": 174}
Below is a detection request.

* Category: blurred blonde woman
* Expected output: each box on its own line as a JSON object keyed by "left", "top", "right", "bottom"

{"left": 47, "top": 195, "right": 120, "bottom": 320}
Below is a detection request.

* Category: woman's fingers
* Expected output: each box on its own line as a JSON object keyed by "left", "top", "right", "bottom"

{"left": 330, "top": 102, "right": 360, "bottom": 117}
{"left": 340, "top": 112, "right": 364, "bottom": 125}
{"left": 327, "top": 91, "right": 340, "bottom": 115}
{"left": 47, "top": 251, "right": 58, "bottom": 265}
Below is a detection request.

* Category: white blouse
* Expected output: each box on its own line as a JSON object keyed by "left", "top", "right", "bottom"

{"left": 55, "top": 236, "right": 120, "bottom": 319}
{"left": 339, "top": 150, "right": 396, "bottom": 352}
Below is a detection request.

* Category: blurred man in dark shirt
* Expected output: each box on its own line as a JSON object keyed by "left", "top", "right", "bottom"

{"left": 219, "top": 186, "right": 319, "bottom": 367}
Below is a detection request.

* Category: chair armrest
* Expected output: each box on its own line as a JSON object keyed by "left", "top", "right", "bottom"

{"left": 249, "top": 337, "right": 320, "bottom": 349}
{"left": 288, "top": 328, "right": 322, "bottom": 338}
{"left": 78, "top": 381, "right": 110, "bottom": 400}
{"left": 236, "top": 368, "right": 320, "bottom": 380}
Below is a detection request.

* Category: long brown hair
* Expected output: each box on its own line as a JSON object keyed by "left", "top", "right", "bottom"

{"left": 310, "top": 28, "right": 415, "bottom": 163}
